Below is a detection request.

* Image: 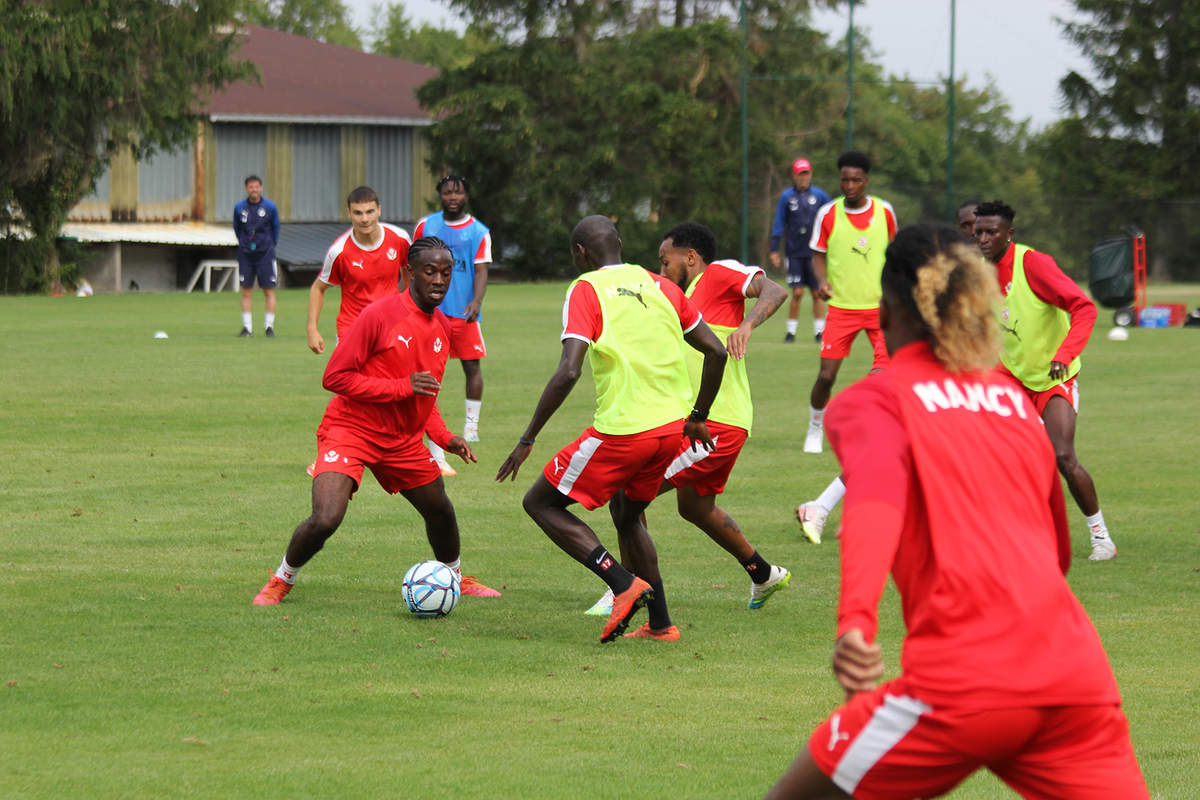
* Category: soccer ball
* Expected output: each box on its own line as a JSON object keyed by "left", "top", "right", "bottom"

{"left": 403, "top": 560, "right": 460, "bottom": 618}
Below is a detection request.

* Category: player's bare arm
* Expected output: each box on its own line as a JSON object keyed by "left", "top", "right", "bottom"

{"left": 727, "top": 273, "right": 788, "bottom": 359}
{"left": 496, "top": 338, "right": 588, "bottom": 482}
{"left": 832, "top": 628, "right": 884, "bottom": 699}
{"left": 682, "top": 320, "right": 727, "bottom": 451}
{"left": 812, "top": 252, "right": 832, "bottom": 300}
{"left": 307, "top": 279, "right": 332, "bottom": 354}
{"left": 464, "top": 262, "right": 489, "bottom": 322}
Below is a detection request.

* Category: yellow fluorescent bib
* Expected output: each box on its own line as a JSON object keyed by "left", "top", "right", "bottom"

{"left": 826, "top": 197, "right": 889, "bottom": 310}
{"left": 684, "top": 276, "right": 754, "bottom": 433}
{"left": 575, "top": 265, "right": 693, "bottom": 434}
{"left": 1000, "top": 245, "right": 1080, "bottom": 391}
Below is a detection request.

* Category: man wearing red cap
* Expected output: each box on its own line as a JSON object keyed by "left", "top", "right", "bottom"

{"left": 769, "top": 158, "right": 831, "bottom": 343}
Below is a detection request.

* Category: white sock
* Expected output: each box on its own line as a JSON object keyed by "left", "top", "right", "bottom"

{"left": 265, "top": 312, "right": 275, "bottom": 329}
{"left": 814, "top": 317, "right": 826, "bottom": 336}
{"left": 275, "top": 557, "right": 300, "bottom": 584}
{"left": 442, "top": 557, "right": 462, "bottom": 576}
{"left": 464, "top": 399, "right": 481, "bottom": 428}
{"left": 242, "top": 312, "right": 252, "bottom": 331}
{"left": 1086, "top": 511, "right": 1110, "bottom": 540}
{"left": 816, "top": 476, "right": 846, "bottom": 513}
{"left": 808, "top": 406, "right": 825, "bottom": 430}
{"left": 428, "top": 441, "right": 446, "bottom": 463}
{"left": 786, "top": 318, "right": 799, "bottom": 335}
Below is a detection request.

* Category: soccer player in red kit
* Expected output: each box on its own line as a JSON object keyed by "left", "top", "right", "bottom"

{"left": 589, "top": 222, "right": 791, "bottom": 625}
{"left": 765, "top": 224, "right": 1147, "bottom": 800}
{"left": 495, "top": 215, "right": 727, "bottom": 643}
{"left": 253, "top": 237, "right": 499, "bottom": 605}
{"left": 974, "top": 199, "right": 1116, "bottom": 561}
{"left": 307, "top": 185, "right": 412, "bottom": 355}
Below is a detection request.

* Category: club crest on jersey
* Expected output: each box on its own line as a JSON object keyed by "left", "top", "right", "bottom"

{"left": 323, "top": 450, "right": 340, "bottom": 463}
{"left": 387, "top": 248, "right": 397, "bottom": 260}
{"left": 433, "top": 337, "right": 443, "bottom": 353}
{"left": 258, "top": 208, "right": 266, "bottom": 217}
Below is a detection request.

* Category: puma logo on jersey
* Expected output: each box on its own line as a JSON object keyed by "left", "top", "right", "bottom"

{"left": 553, "top": 457, "right": 565, "bottom": 476}
{"left": 396, "top": 334, "right": 412, "bottom": 348}
{"left": 616, "top": 287, "right": 647, "bottom": 307}
{"left": 828, "top": 714, "right": 851, "bottom": 750}
{"left": 352, "top": 259, "right": 364, "bottom": 270}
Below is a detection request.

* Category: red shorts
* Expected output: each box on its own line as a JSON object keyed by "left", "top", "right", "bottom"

{"left": 314, "top": 425, "right": 441, "bottom": 495}
{"left": 663, "top": 420, "right": 748, "bottom": 496}
{"left": 809, "top": 679, "right": 1148, "bottom": 800}
{"left": 445, "top": 317, "right": 487, "bottom": 360}
{"left": 820, "top": 306, "right": 889, "bottom": 368}
{"left": 543, "top": 421, "right": 682, "bottom": 510}
{"left": 1024, "top": 376, "right": 1080, "bottom": 416}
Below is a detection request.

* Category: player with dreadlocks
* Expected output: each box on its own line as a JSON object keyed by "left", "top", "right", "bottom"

{"left": 412, "top": 175, "right": 495, "bottom": 480}
{"left": 765, "top": 224, "right": 1147, "bottom": 800}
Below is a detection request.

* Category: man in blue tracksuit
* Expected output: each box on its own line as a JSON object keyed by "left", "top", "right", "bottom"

{"left": 769, "top": 158, "right": 830, "bottom": 343}
{"left": 233, "top": 175, "right": 281, "bottom": 337}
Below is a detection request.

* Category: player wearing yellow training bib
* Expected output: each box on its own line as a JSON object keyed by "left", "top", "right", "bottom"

{"left": 803, "top": 150, "right": 897, "bottom": 454}
{"left": 496, "top": 215, "right": 729, "bottom": 644}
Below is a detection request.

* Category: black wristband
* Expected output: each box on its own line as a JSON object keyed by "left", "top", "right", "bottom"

{"left": 518, "top": 437, "right": 535, "bottom": 446}
{"left": 687, "top": 408, "right": 708, "bottom": 423}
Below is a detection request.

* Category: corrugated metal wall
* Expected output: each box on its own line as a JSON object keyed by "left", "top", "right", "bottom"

{"left": 340, "top": 126, "right": 365, "bottom": 214}
{"left": 366, "top": 126, "right": 414, "bottom": 222}
{"left": 411, "top": 129, "right": 436, "bottom": 220}
{"left": 266, "top": 125, "right": 293, "bottom": 221}
{"left": 137, "top": 144, "right": 193, "bottom": 222}
{"left": 109, "top": 149, "right": 139, "bottom": 221}
{"left": 71, "top": 167, "right": 111, "bottom": 222}
{"left": 215, "top": 124, "right": 268, "bottom": 222}
{"left": 291, "top": 126, "right": 342, "bottom": 221}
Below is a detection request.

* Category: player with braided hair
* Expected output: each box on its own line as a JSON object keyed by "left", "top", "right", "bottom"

{"left": 413, "top": 175, "right": 493, "bottom": 475}
{"left": 254, "top": 235, "right": 500, "bottom": 605}
{"left": 765, "top": 224, "right": 1147, "bottom": 800}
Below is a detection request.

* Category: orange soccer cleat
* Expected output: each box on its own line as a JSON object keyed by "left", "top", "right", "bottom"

{"left": 252, "top": 575, "right": 293, "bottom": 606}
{"left": 459, "top": 575, "right": 501, "bottom": 597}
{"left": 600, "top": 577, "right": 653, "bottom": 643}
{"left": 623, "top": 623, "right": 680, "bottom": 642}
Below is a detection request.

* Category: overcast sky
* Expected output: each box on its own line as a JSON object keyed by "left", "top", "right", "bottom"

{"left": 346, "top": 0, "right": 1096, "bottom": 128}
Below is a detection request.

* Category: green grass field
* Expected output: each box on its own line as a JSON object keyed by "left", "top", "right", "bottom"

{"left": 2, "top": 282, "right": 1198, "bottom": 798}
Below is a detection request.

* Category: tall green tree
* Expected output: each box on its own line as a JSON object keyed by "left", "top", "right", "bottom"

{"left": 1037, "top": 0, "right": 1200, "bottom": 278}
{"left": 370, "top": 2, "right": 492, "bottom": 70}
{"left": 0, "top": 1, "right": 254, "bottom": 292}
{"left": 237, "top": 0, "right": 362, "bottom": 49}
{"left": 420, "top": 1, "right": 851, "bottom": 275}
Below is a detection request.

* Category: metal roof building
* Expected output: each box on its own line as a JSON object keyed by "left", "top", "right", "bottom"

{"left": 72, "top": 26, "right": 440, "bottom": 294}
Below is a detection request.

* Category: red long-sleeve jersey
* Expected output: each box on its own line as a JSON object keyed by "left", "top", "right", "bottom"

{"left": 319, "top": 291, "right": 453, "bottom": 449}
{"left": 828, "top": 341, "right": 1121, "bottom": 709}
{"left": 995, "top": 243, "right": 1097, "bottom": 367}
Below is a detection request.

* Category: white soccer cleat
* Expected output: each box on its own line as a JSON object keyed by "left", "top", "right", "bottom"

{"left": 795, "top": 502, "right": 827, "bottom": 544}
{"left": 437, "top": 459, "right": 458, "bottom": 477}
{"left": 1088, "top": 538, "right": 1117, "bottom": 561}
{"left": 749, "top": 565, "right": 791, "bottom": 609}
{"left": 584, "top": 588, "right": 614, "bottom": 616}
{"left": 803, "top": 425, "right": 823, "bottom": 454}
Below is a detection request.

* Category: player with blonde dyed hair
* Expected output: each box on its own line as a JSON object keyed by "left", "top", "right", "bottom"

{"left": 766, "top": 224, "right": 1146, "bottom": 800}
